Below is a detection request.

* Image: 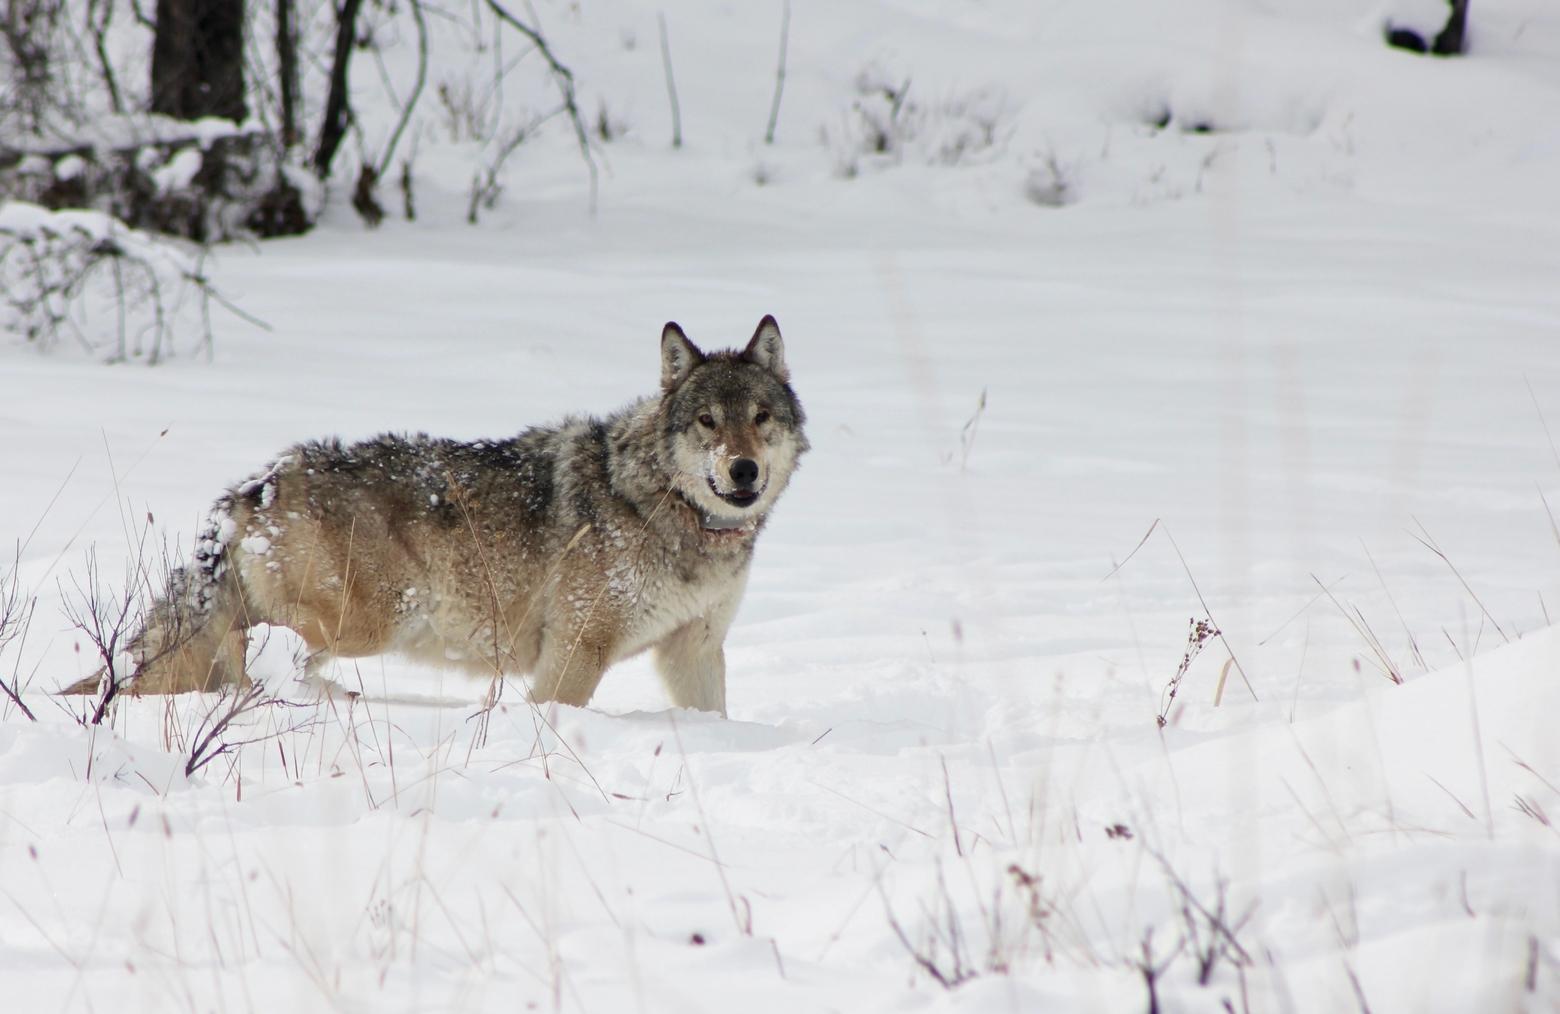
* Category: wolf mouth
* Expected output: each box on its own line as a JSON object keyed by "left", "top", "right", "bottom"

{"left": 708, "top": 477, "right": 762, "bottom": 508}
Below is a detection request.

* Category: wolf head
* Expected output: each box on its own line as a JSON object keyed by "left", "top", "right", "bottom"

{"left": 660, "top": 315, "right": 809, "bottom": 529}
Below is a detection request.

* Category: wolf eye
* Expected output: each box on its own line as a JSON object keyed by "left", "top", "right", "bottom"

{"left": 697, "top": 413, "right": 716, "bottom": 429}
{"left": 753, "top": 411, "right": 770, "bottom": 425}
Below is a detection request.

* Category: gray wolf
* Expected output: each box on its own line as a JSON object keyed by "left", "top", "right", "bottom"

{"left": 64, "top": 316, "right": 807, "bottom": 715}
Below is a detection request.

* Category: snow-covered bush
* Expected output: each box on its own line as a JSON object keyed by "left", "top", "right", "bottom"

{"left": 1023, "top": 151, "right": 1076, "bottom": 207}
{"left": 0, "top": 116, "right": 321, "bottom": 242}
{"left": 826, "top": 64, "right": 1009, "bottom": 177}
{"left": 0, "top": 201, "right": 236, "bottom": 363}
{"left": 0, "top": 0, "right": 318, "bottom": 241}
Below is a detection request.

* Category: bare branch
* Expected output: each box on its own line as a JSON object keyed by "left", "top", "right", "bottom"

{"left": 0, "top": 547, "right": 38, "bottom": 721}
{"left": 657, "top": 13, "right": 682, "bottom": 149}
{"left": 58, "top": 544, "right": 148, "bottom": 725}
{"left": 763, "top": 0, "right": 791, "bottom": 145}
{"left": 375, "top": 0, "right": 430, "bottom": 179}
{"left": 484, "top": 0, "right": 598, "bottom": 212}
{"left": 185, "top": 681, "right": 273, "bottom": 777}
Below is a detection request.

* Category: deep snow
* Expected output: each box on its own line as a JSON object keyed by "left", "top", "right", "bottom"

{"left": 4, "top": 0, "right": 1560, "bottom": 1011}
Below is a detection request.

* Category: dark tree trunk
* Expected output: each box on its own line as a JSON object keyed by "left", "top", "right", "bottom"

{"left": 1432, "top": 0, "right": 1470, "bottom": 55}
{"left": 1386, "top": 0, "right": 1471, "bottom": 57}
{"left": 276, "top": 0, "right": 299, "bottom": 147}
{"left": 149, "top": 0, "right": 247, "bottom": 122}
{"left": 314, "top": 0, "right": 366, "bottom": 177}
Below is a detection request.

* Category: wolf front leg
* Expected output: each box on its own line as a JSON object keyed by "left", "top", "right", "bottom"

{"left": 653, "top": 595, "right": 740, "bottom": 717}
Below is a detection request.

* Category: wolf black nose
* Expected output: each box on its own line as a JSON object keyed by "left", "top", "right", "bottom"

{"left": 729, "top": 458, "right": 759, "bottom": 487}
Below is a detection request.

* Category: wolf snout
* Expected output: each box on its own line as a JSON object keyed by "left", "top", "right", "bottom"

{"left": 729, "top": 458, "right": 759, "bottom": 488}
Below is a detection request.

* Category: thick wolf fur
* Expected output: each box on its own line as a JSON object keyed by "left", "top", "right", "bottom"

{"left": 67, "top": 317, "right": 807, "bottom": 715}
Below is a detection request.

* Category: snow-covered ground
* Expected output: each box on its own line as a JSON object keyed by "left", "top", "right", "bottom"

{"left": 4, "top": 0, "right": 1560, "bottom": 1010}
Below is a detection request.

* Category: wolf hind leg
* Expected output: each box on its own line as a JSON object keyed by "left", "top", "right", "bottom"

{"left": 57, "top": 559, "right": 255, "bottom": 696}
{"left": 114, "top": 495, "right": 262, "bottom": 695}
{"left": 530, "top": 621, "right": 615, "bottom": 709}
{"left": 130, "top": 620, "right": 251, "bottom": 694}
{"left": 124, "top": 558, "right": 256, "bottom": 694}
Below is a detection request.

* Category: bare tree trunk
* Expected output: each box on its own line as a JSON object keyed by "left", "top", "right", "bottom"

{"left": 150, "top": 0, "right": 248, "bottom": 122}
{"left": 276, "top": 0, "right": 299, "bottom": 147}
{"left": 1386, "top": 0, "right": 1471, "bottom": 56}
{"left": 314, "top": 0, "right": 366, "bottom": 177}
{"left": 1433, "top": 0, "right": 1470, "bottom": 55}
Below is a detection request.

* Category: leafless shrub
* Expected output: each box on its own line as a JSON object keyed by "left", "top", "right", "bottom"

{"left": 1025, "top": 151, "right": 1075, "bottom": 208}
{"left": 1126, "top": 853, "right": 1260, "bottom": 1011}
{"left": 859, "top": 69, "right": 915, "bottom": 152}
{"left": 345, "top": 0, "right": 430, "bottom": 225}
{"left": 931, "top": 89, "right": 1007, "bottom": 165}
{"left": 881, "top": 862, "right": 980, "bottom": 989}
{"left": 886, "top": 840, "right": 1258, "bottom": 1000}
{"left": 184, "top": 680, "right": 278, "bottom": 778}
{"left": 399, "top": 156, "right": 417, "bottom": 221}
{"left": 1006, "top": 864, "right": 1062, "bottom": 965}
{"left": 0, "top": 204, "right": 254, "bottom": 363}
{"left": 881, "top": 779, "right": 1037, "bottom": 989}
{"left": 59, "top": 544, "right": 151, "bottom": 726}
{"left": 376, "top": 0, "right": 429, "bottom": 179}
{"left": 437, "top": 77, "right": 497, "bottom": 143}
{"left": 483, "top": 0, "right": 598, "bottom": 212}
{"left": 1132, "top": 927, "right": 1181, "bottom": 1014}
{"left": 834, "top": 69, "right": 914, "bottom": 175}
{"left": 3, "top": 3, "right": 312, "bottom": 240}
{"left": 594, "top": 100, "right": 629, "bottom": 143}
{"left": 0, "top": 548, "right": 39, "bottom": 721}
{"left": 1, "top": 0, "right": 81, "bottom": 133}
{"left": 826, "top": 65, "right": 1008, "bottom": 177}
{"left": 1161, "top": 861, "right": 1255, "bottom": 986}
{"left": 467, "top": 115, "right": 545, "bottom": 224}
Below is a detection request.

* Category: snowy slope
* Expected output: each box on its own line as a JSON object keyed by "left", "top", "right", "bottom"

{"left": 4, "top": 0, "right": 1560, "bottom": 1010}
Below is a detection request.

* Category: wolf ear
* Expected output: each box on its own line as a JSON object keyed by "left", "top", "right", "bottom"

{"left": 661, "top": 322, "right": 704, "bottom": 390}
{"left": 743, "top": 315, "right": 788, "bottom": 380}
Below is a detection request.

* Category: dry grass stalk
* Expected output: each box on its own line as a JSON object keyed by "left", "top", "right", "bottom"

{"left": 1158, "top": 617, "right": 1219, "bottom": 727}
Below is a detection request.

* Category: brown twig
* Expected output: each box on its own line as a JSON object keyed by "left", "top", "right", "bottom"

{"left": 0, "top": 549, "right": 38, "bottom": 721}
{"left": 185, "top": 681, "right": 276, "bottom": 777}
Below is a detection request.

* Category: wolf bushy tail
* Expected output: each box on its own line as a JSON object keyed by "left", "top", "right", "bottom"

{"left": 61, "top": 494, "right": 252, "bottom": 696}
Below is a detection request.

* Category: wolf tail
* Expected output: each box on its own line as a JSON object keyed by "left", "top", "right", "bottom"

{"left": 60, "top": 494, "right": 253, "bottom": 696}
